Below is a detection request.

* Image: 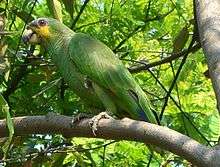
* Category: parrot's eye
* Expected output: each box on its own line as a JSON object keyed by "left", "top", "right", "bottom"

{"left": 38, "top": 19, "right": 47, "bottom": 26}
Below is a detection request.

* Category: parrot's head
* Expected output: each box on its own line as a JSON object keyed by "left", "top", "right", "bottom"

{"left": 22, "top": 18, "right": 71, "bottom": 44}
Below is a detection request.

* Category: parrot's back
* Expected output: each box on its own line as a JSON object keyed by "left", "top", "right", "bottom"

{"left": 68, "top": 33, "right": 159, "bottom": 124}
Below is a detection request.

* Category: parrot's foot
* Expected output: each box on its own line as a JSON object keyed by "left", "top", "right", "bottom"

{"left": 89, "top": 112, "right": 113, "bottom": 136}
{"left": 71, "top": 113, "right": 92, "bottom": 127}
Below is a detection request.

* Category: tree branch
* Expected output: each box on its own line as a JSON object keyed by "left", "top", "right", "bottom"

{"left": 0, "top": 115, "right": 219, "bottom": 167}
{"left": 128, "top": 42, "right": 201, "bottom": 74}
{"left": 195, "top": 0, "right": 220, "bottom": 112}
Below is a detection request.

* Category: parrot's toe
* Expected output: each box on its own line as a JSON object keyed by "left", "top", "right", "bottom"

{"left": 71, "top": 113, "right": 92, "bottom": 127}
{"left": 89, "top": 112, "right": 113, "bottom": 136}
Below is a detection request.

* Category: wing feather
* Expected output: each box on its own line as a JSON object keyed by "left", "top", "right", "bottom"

{"left": 68, "top": 33, "right": 158, "bottom": 123}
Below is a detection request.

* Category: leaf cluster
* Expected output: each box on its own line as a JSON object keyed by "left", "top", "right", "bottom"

{"left": 0, "top": 0, "right": 219, "bottom": 166}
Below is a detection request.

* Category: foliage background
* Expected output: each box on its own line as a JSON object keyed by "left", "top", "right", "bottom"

{"left": 0, "top": 0, "right": 219, "bottom": 166}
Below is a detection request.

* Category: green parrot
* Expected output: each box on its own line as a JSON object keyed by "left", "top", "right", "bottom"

{"left": 22, "top": 18, "right": 159, "bottom": 127}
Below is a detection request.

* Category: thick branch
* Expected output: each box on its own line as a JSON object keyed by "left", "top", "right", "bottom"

{"left": 195, "top": 0, "right": 220, "bottom": 112}
{"left": 0, "top": 115, "right": 219, "bottom": 167}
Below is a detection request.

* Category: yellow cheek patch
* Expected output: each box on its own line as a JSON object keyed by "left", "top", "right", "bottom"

{"left": 36, "top": 26, "right": 50, "bottom": 39}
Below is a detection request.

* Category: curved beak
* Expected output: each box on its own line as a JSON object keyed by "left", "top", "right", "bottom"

{"left": 22, "top": 28, "right": 40, "bottom": 44}
{"left": 22, "top": 19, "right": 41, "bottom": 44}
{"left": 22, "top": 29, "right": 33, "bottom": 43}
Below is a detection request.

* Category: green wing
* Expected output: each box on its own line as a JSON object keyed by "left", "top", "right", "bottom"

{"left": 68, "top": 33, "right": 158, "bottom": 124}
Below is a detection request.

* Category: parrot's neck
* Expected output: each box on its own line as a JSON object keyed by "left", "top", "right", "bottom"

{"left": 43, "top": 32, "right": 73, "bottom": 52}
{"left": 41, "top": 24, "right": 74, "bottom": 49}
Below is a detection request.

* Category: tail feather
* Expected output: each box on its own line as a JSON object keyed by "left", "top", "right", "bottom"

{"left": 128, "top": 89, "right": 159, "bottom": 124}
{"left": 139, "top": 109, "right": 150, "bottom": 122}
{"left": 139, "top": 108, "right": 160, "bottom": 125}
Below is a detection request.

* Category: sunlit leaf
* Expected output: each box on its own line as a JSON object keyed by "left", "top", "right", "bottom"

{"left": 182, "top": 114, "right": 208, "bottom": 145}
{"left": 0, "top": 94, "right": 14, "bottom": 157}
{"left": 12, "top": 9, "right": 34, "bottom": 23}
{"left": 46, "top": 0, "right": 63, "bottom": 22}
{"left": 208, "top": 111, "right": 220, "bottom": 141}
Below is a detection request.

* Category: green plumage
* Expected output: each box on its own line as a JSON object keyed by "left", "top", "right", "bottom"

{"left": 29, "top": 18, "right": 158, "bottom": 124}
{"left": 45, "top": 28, "right": 104, "bottom": 113}
{"left": 68, "top": 33, "right": 157, "bottom": 123}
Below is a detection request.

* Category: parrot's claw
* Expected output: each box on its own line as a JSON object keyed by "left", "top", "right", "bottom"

{"left": 71, "top": 113, "right": 92, "bottom": 127}
{"left": 89, "top": 112, "right": 113, "bottom": 136}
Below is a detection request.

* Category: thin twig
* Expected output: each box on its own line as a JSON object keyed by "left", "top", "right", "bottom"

{"left": 71, "top": 0, "right": 90, "bottom": 29}
{"left": 147, "top": 153, "right": 153, "bottom": 167}
{"left": 123, "top": 58, "right": 211, "bottom": 145}
{"left": 0, "top": 141, "right": 116, "bottom": 164}
{"left": 109, "top": 0, "right": 115, "bottom": 25}
{"left": 128, "top": 43, "right": 201, "bottom": 73}
{"left": 0, "top": 31, "right": 16, "bottom": 35}
{"left": 147, "top": 69, "right": 211, "bottom": 145}
{"left": 3, "top": 0, "right": 38, "bottom": 101}
{"left": 75, "top": 18, "right": 107, "bottom": 30}
{"left": 113, "top": 8, "right": 174, "bottom": 53}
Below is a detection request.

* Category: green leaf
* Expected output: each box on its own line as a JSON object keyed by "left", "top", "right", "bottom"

{"left": 173, "top": 26, "right": 189, "bottom": 53}
{"left": 182, "top": 114, "right": 208, "bottom": 144}
{"left": 0, "top": 44, "right": 10, "bottom": 80}
{"left": 61, "top": 0, "right": 74, "bottom": 18}
{"left": 51, "top": 153, "right": 67, "bottom": 166}
{"left": 0, "top": 93, "right": 14, "bottom": 158}
{"left": 12, "top": 9, "right": 34, "bottom": 23}
{"left": 46, "top": 0, "right": 63, "bottom": 22}
{"left": 208, "top": 111, "right": 220, "bottom": 141}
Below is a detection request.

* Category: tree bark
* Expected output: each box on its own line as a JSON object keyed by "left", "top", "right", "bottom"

{"left": 195, "top": 0, "right": 220, "bottom": 112}
{"left": 0, "top": 115, "right": 220, "bottom": 167}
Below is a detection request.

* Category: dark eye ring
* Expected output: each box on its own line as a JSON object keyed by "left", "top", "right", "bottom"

{"left": 38, "top": 19, "right": 47, "bottom": 26}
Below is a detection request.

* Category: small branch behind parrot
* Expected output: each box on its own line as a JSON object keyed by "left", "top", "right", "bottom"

{"left": 0, "top": 31, "right": 17, "bottom": 35}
